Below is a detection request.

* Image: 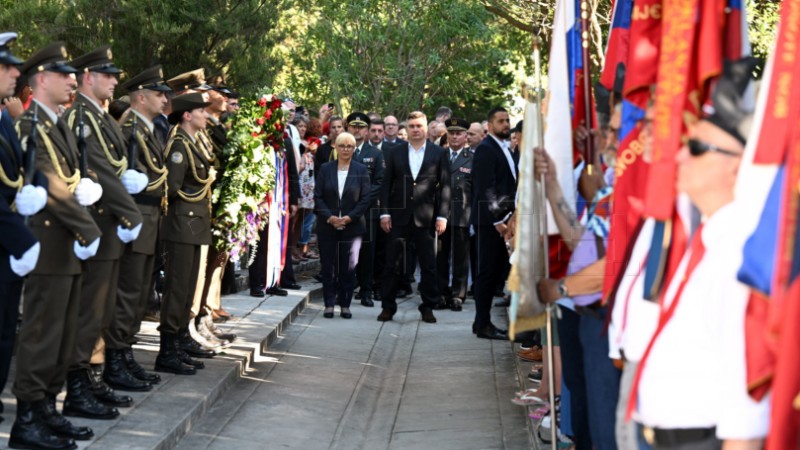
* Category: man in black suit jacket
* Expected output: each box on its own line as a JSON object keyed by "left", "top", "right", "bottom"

{"left": 348, "top": 113, "right": 384, "bottom": 307}
{"left": 471, "top": 107, "right": 517, "bottom": 340}
{"left": 378, "top": 111, "right": 450, "bottom": 323}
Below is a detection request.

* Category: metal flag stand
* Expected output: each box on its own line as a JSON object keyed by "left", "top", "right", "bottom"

{"left": 530, "top": 32, "right": 557, "bottom": 450}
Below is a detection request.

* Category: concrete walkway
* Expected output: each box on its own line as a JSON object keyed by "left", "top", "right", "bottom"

{"left": 176, "top": 294, "right": 532, "bottom": 450}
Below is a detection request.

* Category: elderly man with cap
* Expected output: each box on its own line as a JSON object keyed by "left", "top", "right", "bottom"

{"left": 105, "top": 65, "right": 172, "bottom": 391}
{"left": 347, "top": 111, "right": 384, "bottom": 307}
{"left": 157, "top": 92, "right": 216, "bottom": 376}
{"left": 60, "top": 46, "right": 148, "bottom": 417}
{"left": 627, "top": 58, "right": 770, "bottom": 450}
{"left": 10, "top": 42, "right": 102, "bottom": 450}
{"left": 0, "top": 31, "right": 47, "bottom": 425}
{"left": 435, "top": 118, "right": 473, "bottom": 311}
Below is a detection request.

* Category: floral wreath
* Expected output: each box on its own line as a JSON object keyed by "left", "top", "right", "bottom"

{"left": 211, "top": 91, "right": 286, "bottom": 260}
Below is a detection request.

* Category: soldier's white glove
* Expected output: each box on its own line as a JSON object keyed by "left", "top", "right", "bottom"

{"left": 74, "top": 237, "right": 100, "bottom": 260}
{"left": 10, "top": 242, "right": 40, "bottom": 277}
{"left": 74, "top": 178, "right": 103, "bottom": 206}
{"left": 117, "top": 223, "right": 142, "bottom": 243}
{"left": 121, "top": 170, "right": 148, "bottom": 194}
{"left": 15, "top": 185, "right": 48, "bottom": 216}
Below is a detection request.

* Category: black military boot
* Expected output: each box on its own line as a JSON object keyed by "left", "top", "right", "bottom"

{"left": 103, "top": 349, "right": 152, "bottom": 392}
{"left": 62, "top": 370, "right": 120, "bottom": 420}
{"left": 88, "top": 365, "right": 133, "bottom": 407}
{"left": 154, "top": 332, "right": 196, "bottom": 375}
{"left": 41, "top": 394, "right": 94, "bottom": 440}
{"left": 178, "top": 328, "right": 215, "bottom": 359}
{"left": 123, "top": 347, "right": 161, "bottom": 384}
{"left": 9, "top": 399, "right": 77, "bottom": 450}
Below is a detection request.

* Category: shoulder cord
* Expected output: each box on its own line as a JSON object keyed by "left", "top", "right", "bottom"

{"left": 171, "top": 135, "right": 214, "bottom": 203}
{"left": 15, "top": 121, "right": 80, "bottom": 192}
{"left": 69, "top": 109, "right": 127, "bottom": 177}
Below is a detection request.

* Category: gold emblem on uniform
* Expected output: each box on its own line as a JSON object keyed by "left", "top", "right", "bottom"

{"left": 171, "top": 152, "right": 184, "bottom": 164}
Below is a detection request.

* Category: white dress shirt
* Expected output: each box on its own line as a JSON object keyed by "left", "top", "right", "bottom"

{"left": 408, "top": 141, "right": 426, "bottom": 180}
{"left": 32, "top": 100, "right": 59, "bottom": 124}
{"left": 608, "top": 219, "right": 659, "bottom": 362}
{"left": 489, "top": 134, "right": 516, "bottom": 180}
{"left": 337, "top": 168, "right": 348, "bottom": 199}
{"left": 637, "top": 202, "right": 770, "bottom": 439}
{"left": 131, "top": 109, "right": 155, "bottom": 133}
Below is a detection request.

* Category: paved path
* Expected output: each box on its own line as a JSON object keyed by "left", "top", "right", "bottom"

{"left": 176, "top": 294, "right": 533, "bottom": 450}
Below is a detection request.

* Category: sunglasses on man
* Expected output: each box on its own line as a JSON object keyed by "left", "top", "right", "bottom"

{"left": 687, "top": 139, "right": 742, "bottom": 158}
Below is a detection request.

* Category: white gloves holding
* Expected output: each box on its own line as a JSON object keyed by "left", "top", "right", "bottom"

{"left": 117, "top": 223, "right": 142, "bottom": 243}
{"left": 74, "top": 178, "right": 103, "bottom": 206}
{"left": 15, "top": 185, "right": 47, "bottom": 216}
{"left": 10, "top": 242, "right": 40, "bottom": 277}
{"left": 74, "top": 237, "right": 100, "bottom": 260}
{"left": 121, "top": 170, "right": 148, "bottom": 194}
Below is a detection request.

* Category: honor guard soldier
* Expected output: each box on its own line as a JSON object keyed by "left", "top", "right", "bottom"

{"left": 348, "top": 112, "right": 384, "bottom": 308}
{"left": 0, "top": 31, "right": 47, "bottom": 425}
{"left": 106, "top": 65, "right": 172, "bottom": 389}
{"left": 62, "top": 46, "right": 148, "bottom": 417}
{"left": 435, "top": 118, "right": 473, "bottom": 311}
{"left": 10, "top": 42, "right": 102, "bottom": 450}
{"left": 156, "top": 92, "right": 216, "bottom": 376}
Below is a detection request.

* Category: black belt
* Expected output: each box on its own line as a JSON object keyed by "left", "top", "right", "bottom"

{"left": 574, "top": 301, "right": 602, "bottom": 318}
{"left": 644, "top": 426, "right": 717, "bottom": 447}
{"left": 133, "top": 195, "right": 162, "bottom": 207}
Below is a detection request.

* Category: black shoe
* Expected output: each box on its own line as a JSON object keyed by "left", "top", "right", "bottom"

{"left": 377, "top": 309, "right": 394, "bottom": 322}
{"left": 476, "top": 325, "right": 508, "bottom": 340}
{"left": 450, "top": 298, "right": 463, "bottom": 312}
{"left": 249, "top": 288, "right": 265, "bottom": 297}
{"left": 432, "top": 299, "right": 450, "bottom": 310}
{"left": 361, "top": 292, "right": 374, "bottom": 307}
{"left": 280, "top": 282, "right": 301, "bottom": 290}
{"left": 265, "top": 286, "right": 289, "bottom": 297}
{"left": 87, "top": 365, "right": 133, "bottom": 408}
{"left": 178, "top": 350, "right": 206, "bottom": 369}
{"left": 42, "top": 394, "right": 93, "bottom": 441}
{"left": 10, "top": 399, "right": 77, "bottom": 450}
{"left": 104, "top": 349, "right": 152, "bottom": 392}
{"left": 420, "top": 309, "right": 437, "bottom": 324}
{"left": 122, "top": 348, "right": 161, "bottom": 384}
{"left": 154, "top": 332, "right": 197, "bottom": 375}
{"left": 340, "top": 308, "right": 352, "bottom": 319}
{"left": 494, "top": 289, "right": 506, "bottom": 298}
{"left": 323, "top": 307, "right": 334, "bottom": 319}
{"left": 178, "top": 330, "right": 216, "bottom": 359}
{"left": 63, "top": 370, "right": 120, "bottom": 420}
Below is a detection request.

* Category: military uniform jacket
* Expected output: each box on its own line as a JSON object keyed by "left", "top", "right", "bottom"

{"left": 162, "top": 127, "right": 214, "bottom": 245}
{"left": 0, "top": 111, "right": 39, "bottom": 282}
{"left": 352, "top": 142, "right": 384, "bottom": 221}
{"left": 447, "top": 147, "right": 473, "bottom": 228}
{"left": 15, "top": 104, "right": 101, "bottom": 275}
{"left": 121, "top": 113, "right": 166, "bottom": 255}
{"left": 64, "top": 94, "right": 143, "bottom": 260}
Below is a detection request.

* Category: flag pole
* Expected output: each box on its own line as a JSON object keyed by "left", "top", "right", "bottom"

{"left": 532, "top": 31, "right": 557, "bottom": 450}
{"left": 580, "top": 0, "right": 595, "bottom": 174}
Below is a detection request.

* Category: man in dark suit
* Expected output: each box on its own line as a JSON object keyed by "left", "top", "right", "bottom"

{"left": 349, "top": 113, "right": 384, "bottom": 307}
{"left": 471, "top": 107, "right": 517, "bottom": 340}
{"left": 378, "top": 111, "right": 450, "bottom": 323}
{"left": 435, "top": 118, "right": 473, "bottom": 312}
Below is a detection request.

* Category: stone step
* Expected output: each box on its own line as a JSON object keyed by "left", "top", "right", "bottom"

{"left": 0, "top": 275, "right": 322, "bottom": 450}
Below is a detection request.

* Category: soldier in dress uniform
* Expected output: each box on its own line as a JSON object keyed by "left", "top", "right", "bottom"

{"left": 0, "top": 31, "right": 47, "bottom": 425}
{"left": 156, "top": 92, "right": 216, "bottom": 376}
{"left": 435, "top": 118, "right": 472, "bottom": 311}
{"left": 10, "top": 42, "right": 102, "bottom": 450}
{"left": 106, "top": 65, "right": 172, "bottom": 389}
{"left": 349, "top": 112, "right": 384, "bottom": 308}
{"left": 61, "top": 47, "right": 149, "bottom": 416}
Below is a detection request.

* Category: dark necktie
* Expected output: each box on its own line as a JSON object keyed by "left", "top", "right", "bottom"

{"left": 450, "top": 151, "right": 457, "bottom": 164}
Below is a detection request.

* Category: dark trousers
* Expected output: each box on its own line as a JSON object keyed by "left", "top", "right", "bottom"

{"left": 558, "top": 306, "right": 592, "bottom": 450}
{"left": 473, "top": 225, "right": 507, "bottom": 329}
{"left": 0, "top": 280, "right": 23, "bottom": 395}
{"left": 249, "top": 227, "right": 268, "bottom": 290}
{"left": 380, "top": 223, "right": 439, "bottom": 313}
{"left": 469, "top": 233, "right": 477, "bottom": 290}
{"left": 14, "top": 275, "right": 82, "bottom": 401}
{"left": 160, "top": 241, "right": 201, "bottom": 334}
{"left": 319, "top": 234, "right": 362, "bottom": 308}
{"left": 280, "top": 217, "right": 297, "bottom": 286}
{"left": 436, "top": 226, "right": 470, "bottom": 300}
{"left": 71, "top": 259, "right": 120, "bottom": 371}
{"left": 356, "top": 219, "right": 377, "bottom": 294}
{"left": 373, "top": 221, "right": 388, "bottom": 292}
{"left": 107, "top": 249, "right": 156, "bottom": 349}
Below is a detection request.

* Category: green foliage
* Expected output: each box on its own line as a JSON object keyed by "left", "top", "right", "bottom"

{"left": 747, "top": 0, "right": 779, "bottom": 75}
